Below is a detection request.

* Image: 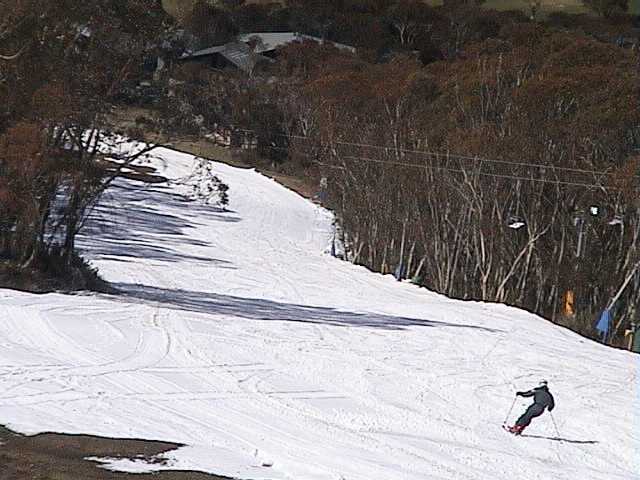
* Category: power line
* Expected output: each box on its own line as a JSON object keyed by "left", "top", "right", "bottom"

{"left": 231, "top": 128, "right": 639, "bottom": 180}
{"left": 263, "top": 145, "right": 629, "bottom": 190}
{"left": 285, "top": 133, "right": 626, "bottom": 178}
{"left": 337, "top": 154, "right": 616, "bottom": 189}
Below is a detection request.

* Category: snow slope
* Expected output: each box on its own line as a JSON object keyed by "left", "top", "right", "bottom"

{"left": 0, "top": 146, "right": 637, "bottom": 480}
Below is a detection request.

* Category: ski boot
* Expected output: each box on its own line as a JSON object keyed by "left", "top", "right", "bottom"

{"left": 508, "top": 425, "right": 525, "bottom": 436}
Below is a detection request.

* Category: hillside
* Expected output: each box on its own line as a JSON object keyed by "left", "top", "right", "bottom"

{"left": 0, "top": 145, "right": 635, "bottom": 480}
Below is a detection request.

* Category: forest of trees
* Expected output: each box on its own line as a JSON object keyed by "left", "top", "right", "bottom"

{"left": 168, "top": 1, "right": 640, "bottom": 346}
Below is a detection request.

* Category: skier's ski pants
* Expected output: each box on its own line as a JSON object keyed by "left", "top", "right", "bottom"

{"left": 515, "top": 403, "right": 545, "bottom": 427}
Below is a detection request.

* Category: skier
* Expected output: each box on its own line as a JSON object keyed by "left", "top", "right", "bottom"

{"left": 507, "top": 380, "right": 555, "bottom": 435}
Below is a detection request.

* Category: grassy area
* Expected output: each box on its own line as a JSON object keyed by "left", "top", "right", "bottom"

{"left": 424, "top": 0, "right": 637, "bottom": 16}
{"left": 422, "top": 0, "right": 591, "bottom": 15}
{"left": 162, "top": 0, "right": 282, "bottom": 20}
{"left": 162, "top": 0, "right": 191, "bottom": 21}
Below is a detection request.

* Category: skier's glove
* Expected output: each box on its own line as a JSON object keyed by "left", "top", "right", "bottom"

{"left": 515, "top": 391, "right": 523, "bottom": 397}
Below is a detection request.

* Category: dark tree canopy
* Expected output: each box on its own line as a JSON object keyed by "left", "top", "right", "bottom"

{"left": 582, "top": 0, "right": 629, "bottom": 17}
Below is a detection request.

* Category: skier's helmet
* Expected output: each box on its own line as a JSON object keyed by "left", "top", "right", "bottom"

{"left": 539, "top": 379, "right": 548, "bottom": 387}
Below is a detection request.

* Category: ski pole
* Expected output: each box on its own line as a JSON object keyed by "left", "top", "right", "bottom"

{"left": 549, "top": 412, "right": 563, "bottom": 462}
{"left": 550, "top": 412, "right": 562, "bottom": 442}
{"left": 503, "top": 396, "right": 517, "bottom": 425}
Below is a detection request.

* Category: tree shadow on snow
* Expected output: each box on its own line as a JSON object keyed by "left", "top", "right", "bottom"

{"left": 78, "top": 183, "right": 238, "bottom": 267}
{"left": 521, "top": 434, "right": 598, "bottom": 444}
{"left": 108, "top": 283, "right": 502, "bottom": 332}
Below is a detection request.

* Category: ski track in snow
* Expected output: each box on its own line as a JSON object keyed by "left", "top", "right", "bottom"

{"left": 0, "top": 145, "right": 638, "bottom": 480}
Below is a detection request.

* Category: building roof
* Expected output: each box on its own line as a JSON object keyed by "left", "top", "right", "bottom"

{"left": 222, "top": 42, "right": 273, "bottom": 73}
{"left": 238, "top": 32, "right": 356, "bottom": 54}
{"left": 181, "top": 42, "right": 273, "bottom": 73}
{"left": 180, "top": 32, "right": 355, "bottom": 73}
{"left": 184, "top": 45, "right": 226, "bottom": 58}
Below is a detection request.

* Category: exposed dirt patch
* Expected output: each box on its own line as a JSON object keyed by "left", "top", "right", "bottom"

{"left": 0, "top": 426, "right": 233, "bottom": 480}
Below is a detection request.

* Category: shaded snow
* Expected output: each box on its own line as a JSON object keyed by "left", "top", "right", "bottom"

{"left": 0, "top": 146, "right": 637, "bottom": 480}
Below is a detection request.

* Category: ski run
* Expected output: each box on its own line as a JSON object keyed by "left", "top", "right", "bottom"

{"left": 0, "top": 145, "right": 637, "bottom": 480}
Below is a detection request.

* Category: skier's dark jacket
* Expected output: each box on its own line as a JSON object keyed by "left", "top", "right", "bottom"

{"left": 516, "top": 385, "right": 555, "bottom": 411}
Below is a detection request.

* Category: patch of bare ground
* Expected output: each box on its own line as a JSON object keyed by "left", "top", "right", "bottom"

{"left": 0, "top": 426, "right": 233, "bottom": 480}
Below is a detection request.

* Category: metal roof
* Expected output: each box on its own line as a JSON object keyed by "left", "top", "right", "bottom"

{"left": 181, "top": 32, "right": 354, "bottom": 72}
{"left": 238, "top": 32, "right": 356, "bottom": 54}
{"left": 221, "top": 42, "right": 272, "bottom": 73}
{"left": 182, "top": 45, "right": 226, "bottom": 59}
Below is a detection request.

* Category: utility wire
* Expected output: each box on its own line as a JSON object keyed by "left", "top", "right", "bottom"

{"left": 263, "top": 145, "right": 628, "bottom": 190}
{"left": 230, "top": 128, "right": 640, "bottom": 180}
